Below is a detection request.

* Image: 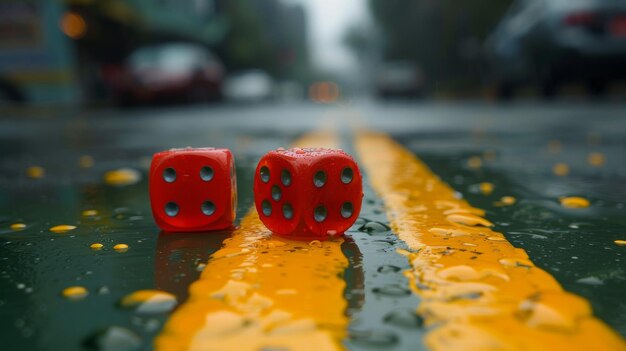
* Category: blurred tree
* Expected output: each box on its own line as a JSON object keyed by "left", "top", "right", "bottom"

{"left": 218, "top": 0, "right": 273, "bottom": 72}
{"left": 368, "top": 0, "right": 513, "bottom": 91}
{"left": 216, "top": 0, "right": 310, "bottom": 82}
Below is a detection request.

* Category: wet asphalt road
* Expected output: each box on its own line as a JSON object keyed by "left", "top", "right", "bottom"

{"left": 0, "top": 99, "right": 625, "bottom": 350}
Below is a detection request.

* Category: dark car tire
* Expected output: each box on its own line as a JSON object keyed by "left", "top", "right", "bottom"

{"left": 539, "top": 81, "right": 558, "bottom": 99}
{"left": 188, "top": 85, "right": 207, "bottom": 103}
{"left": 537, "top": 63, "right": 559, "bottom": 99}
{"left": 116, "top": 94, "right": 139, "bottom": 108}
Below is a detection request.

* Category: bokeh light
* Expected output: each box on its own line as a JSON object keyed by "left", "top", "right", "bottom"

{"left": 60, "top": 12, "right": 87, "bottom": 39}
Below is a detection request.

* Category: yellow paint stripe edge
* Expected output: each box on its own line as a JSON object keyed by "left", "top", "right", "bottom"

{"left": 355, "top": 132, "right": 626, "bottom": 351}
{"left": 155, "top": 131, "right": 348, "bottom": 351}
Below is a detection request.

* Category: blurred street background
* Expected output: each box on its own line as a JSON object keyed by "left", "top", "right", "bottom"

{"left": 2, "top": 0, "right": 626, "bottom": 105}
{"left": 1, "top": 1, "right": 626, "bottom": 350}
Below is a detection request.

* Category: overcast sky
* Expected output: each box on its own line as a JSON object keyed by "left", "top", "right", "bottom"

{"left": 289, "top": 0, "right": 369, "bottom": 72}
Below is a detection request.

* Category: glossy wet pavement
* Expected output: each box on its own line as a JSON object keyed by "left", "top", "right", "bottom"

{"left": 0, "top": 100, "right": 625, "bottom": 350}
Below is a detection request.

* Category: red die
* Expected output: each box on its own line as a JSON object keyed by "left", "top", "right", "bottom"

{"left": 254, "top": 147, "right": 362, "bottom": 238}
{"left": 149, "top": 147, "right": 236, "bottom": 232}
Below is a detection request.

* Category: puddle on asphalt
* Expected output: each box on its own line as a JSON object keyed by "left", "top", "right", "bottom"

{"left": 342, "top": 178, "right": 426, "bottom": 351}
{"left": 0, "top": 162, "right": 241, "bottom": 350}
{"left": 2, "top": 127, "right": 625, "bottom": 349}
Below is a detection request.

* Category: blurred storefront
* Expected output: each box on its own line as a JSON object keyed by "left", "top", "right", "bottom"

{"left": 0, "top": 1, "right": 80, "bottom": 104}
{"left": 0, "top": 0, "right": 228, "bottom": 105}
{"left": 0, "top": 0, "right": 310, "bottom": 106}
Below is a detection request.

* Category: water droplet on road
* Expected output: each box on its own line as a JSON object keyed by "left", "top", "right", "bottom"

{"left": 104, "top": 168, "right": 141, "bottom": 186}
{"left": 548, "top": 140, "right": 562, "bottom": 153}
{"left": 82, "top": 210, "right": 99, "bottom": 217}
{"left": 479, "top": 182, "right": 494, "bottom": 195}
{"left": 50, "top": 225, "right": 76, "bottom": 233}
{"left": 576, "top": 276, "right": 604, "bottom": 285}
{"left": 560, "top": 197, "right": 590, "bottom": 209}
{"left": 26, "top": 166, "right": 45, "bottom": 179}
{"left": 499, "top": 257, "right": 533, "bottom": 268}
{"left": 467, "top": 156, "right": 482, "bottom": 169}
{"left": 372, "top": 285, "right": 411, "bottom": 296}
{"left": 495, "top": 196, "right": 516, "bottom": 206}
{"left": 358, "top": 221, "right": 391, "bottom": 235}
{"left": 62, "top": 286, "right": 88, "bottom": 300}
{"left": 383, "top": 309, "right": 424, "bottom": 328}
{"left": 354, "top": 217, "right": 371, "bottom": 226}
{"left": 483, "top": 150, "right": 497, "bottom": 161}
{"left": 587, "top": 152, "right": 605, "bottom": 167}
{"left": 10, "top": 223, "right": 26, "bottom": 231}
{"left": 349, "top": 329, "right": 399, "bottom": 347}
{"left": 114, "top": 244, "right": 129, "bottom": 252}
{"left": 309, "top": 240, "right": 322, "bottom": 248}
{"left": 119, "top": 290, "right": 177, "bottom": 314}
{"left": 553, "top": 163, "right": 570, "bottom": 176}
{"left": 446, "top": 214, "right": 493, "bottom": 227}
{"left": 79, "top": 155, "right": 94, "bottom": 168}
{"left": 90, "top": 243, "right": 104, "bottom": 250}
{"left": 377, "top": 264, "right": 401, "bottom": 274}
{"left": 86, "top": 326, "right": 143, "bottom": 351}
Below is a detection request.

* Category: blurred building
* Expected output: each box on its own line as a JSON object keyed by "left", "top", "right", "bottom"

{"left": 213, "top": 0, "right": 310, "bottom": 83}
{"left": 0, "top": 0, "right": 310, "bottom": 105}
{"left": 368, "top": 0, "right": 513, "bottom": 93}
{"left": 250, "top": 0, "right": 309, "bottom": 79}
{"left": 0, "top": 1, "right": 80, "bottom": 104}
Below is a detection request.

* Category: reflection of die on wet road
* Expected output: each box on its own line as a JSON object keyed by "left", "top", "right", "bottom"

{"left": 254, "top": 147, "right": 363, "bottom": 238}
{"left": 149, "top": 148, "right": 237, "bottom": 232}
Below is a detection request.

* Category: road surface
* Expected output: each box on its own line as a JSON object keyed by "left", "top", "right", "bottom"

{"left": 0, "top": 99, "right": 625, "bottom": 350}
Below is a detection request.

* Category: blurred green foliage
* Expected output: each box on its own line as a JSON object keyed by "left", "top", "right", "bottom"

{"left": 216, "top": 0, "right": 310, "bottom": 82}
{"left": 220, "top": 0, "right": 273, "bottom": 72}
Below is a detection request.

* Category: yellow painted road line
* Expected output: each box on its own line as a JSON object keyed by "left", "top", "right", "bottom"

{"left": 155, "top": 132, "right": 348, "bottom": 351}
{"left": 356, "top": 132, "right": 626, "bottom": 351}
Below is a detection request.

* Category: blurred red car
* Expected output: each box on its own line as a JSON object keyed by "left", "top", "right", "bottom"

{"left": 103, "top": 43, "right": 224, "bottom": 105}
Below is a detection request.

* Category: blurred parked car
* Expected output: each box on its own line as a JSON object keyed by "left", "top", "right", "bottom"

{"left": 103, "top": 43, "right": 224, "bottom": 105}
{"left": 375, "top": 61, "right": 424, "bottom": 99}
{"left": 486, "top": 0, "right": 626, "bottom": 99}
{"left": 224, "top": 70, "right": 275, "bottom": 103}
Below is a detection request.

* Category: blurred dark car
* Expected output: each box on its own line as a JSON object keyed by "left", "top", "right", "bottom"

{"left": 375, "top": 61, "right": 424, "bottom": 99}
{"left": 103, "top": 43, "right": 224, "bottom": 105}
{"left": 486, "top": 0, "right": 626, "bottom": 99}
